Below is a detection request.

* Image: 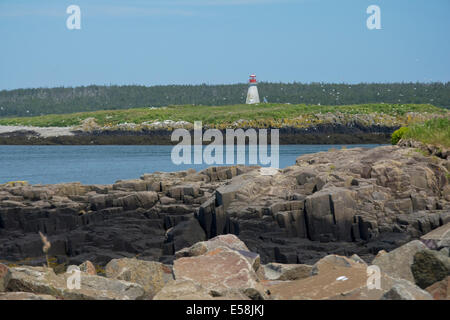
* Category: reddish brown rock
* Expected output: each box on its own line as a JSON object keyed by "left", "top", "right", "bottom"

{"left": 79, "top": 261, "right": 97, "bottom": 276}
{"left": 174, "top": 234, "right": 261, "bottom": 271}
{"left": 173, "top": 246, "right": 260, "bottom": 295}
{"left": 425, "top": 276, "right": 450, "bottom": 300}
{"left": 264, "top": 260, "right": 370, "bottom": 300}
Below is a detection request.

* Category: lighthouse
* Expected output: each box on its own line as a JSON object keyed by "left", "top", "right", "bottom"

{"left": 246, "top": 74, "right": 260, "bottom": 104}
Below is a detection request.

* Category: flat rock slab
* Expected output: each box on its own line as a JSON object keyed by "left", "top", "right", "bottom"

{"left": 173, "top": 246, "right": 258, "bottom": 294}
{"left": 264, "top": 254, "right": 432, "bottom": 300}
{"left": 0, "top": 292, "right": 57, "bottom": 300}
{"left": 264, "top": 262, "right": 370, "bottom": 300}
{"left": 381, "top": 279, "right": 433, "bottom": 300}
{"left": 7, "top": 266, "right": 145, "bottom": 300}
{"left": 421, "top": 222, "right": 450, "bottom": 249}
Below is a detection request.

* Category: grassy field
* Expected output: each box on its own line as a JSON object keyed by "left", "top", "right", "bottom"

{"left": 0, "top": 103, "right": 446, "bottom": 128}
{"left": 395, "top": 118, "right": 450, "bottom": 148}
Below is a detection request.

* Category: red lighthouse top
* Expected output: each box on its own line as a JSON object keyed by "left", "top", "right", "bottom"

{"left": 249, "top": 74, "right": 257, "bottom": 83}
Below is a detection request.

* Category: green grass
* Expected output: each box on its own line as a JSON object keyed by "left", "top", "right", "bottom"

{"left": 400, "top": 118, "right": 450, "bottom": 148}
{"left": 0, "top": 103, "right": 446, "bottom": 128}
{"left": 391, "top": 127, "right": 409, "bottom": 145}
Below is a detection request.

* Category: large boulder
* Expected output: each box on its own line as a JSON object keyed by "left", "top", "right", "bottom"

{"left": 7, "top": 266, "right": 146, "bottom": 300}
{"left": 105, "top": 258, "right": 173, "bottom": 298}
{"left": 165, "top": 219, "right": 206, "bottom": 254}
{"left": 411, "top": 250, "right": 450, "bottom": 289}
{"left": 372, "top": 240, "right": 427, "bottom": 283}
{"left": 380, "top": 279, "right": 433, "bottom": 300}
{"left": 173, "top": 246, "right": 261, "bottom": 296}
{"left": 175, "top": 234, "right": 260, "bottom": 272}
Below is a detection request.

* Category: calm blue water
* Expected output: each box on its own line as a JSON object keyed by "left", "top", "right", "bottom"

{"left": 0, "top": 145, "right": 384, "bottom": 185}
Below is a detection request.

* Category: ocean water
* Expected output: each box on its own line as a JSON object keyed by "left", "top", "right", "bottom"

{"left": 0, "top": 144, "right": 385, "bottom": 185}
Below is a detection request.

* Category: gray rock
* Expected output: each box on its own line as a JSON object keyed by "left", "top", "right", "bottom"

{"left": 7, "top": 266, "right": 146, "bottom": 300}
{"left": 420, "top": 222, "right": 450, "bottom": 249}
{"left": 381, "top": 279, "right": 433, "bottom": 300}
{"left": 372, "top": 240, "right": 427, "bottom": 283}
{"left": 0, "top": 264, "right": 11, "bottom": 292}
{"left": 263, "top": 263, "right": 312, "bottom": 281}
{"left": 105, "top": 258, "right": 173, "bottom": 298}
{"left": 304, "top": 187, "right": 356, "bottom": 242}
{"left": 165, "top": 219, "right": 206, "bottom": 254}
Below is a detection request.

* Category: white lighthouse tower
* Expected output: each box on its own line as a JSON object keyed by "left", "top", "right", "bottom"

{"left": 246, "top": 74, "right": 260, "bottom": 104}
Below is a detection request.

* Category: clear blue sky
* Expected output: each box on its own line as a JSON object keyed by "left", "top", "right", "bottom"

{"left": 0, "top": 0, "right": 449, "bottom": 90}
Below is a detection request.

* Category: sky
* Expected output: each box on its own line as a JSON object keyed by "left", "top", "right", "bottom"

{"left": 0, "top": 0, "right": 449, "bottom": 90}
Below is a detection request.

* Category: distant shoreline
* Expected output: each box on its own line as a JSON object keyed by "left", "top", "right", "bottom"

{"left": 0, "top": 125, "right": 393, "bottom": 145}
{"left": 1, "top": 103, "right": 446, "bottom": 145}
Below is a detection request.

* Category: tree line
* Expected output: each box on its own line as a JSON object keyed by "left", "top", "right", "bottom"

{"left": 0, "top": 82, "right": 448, "bottom": 118}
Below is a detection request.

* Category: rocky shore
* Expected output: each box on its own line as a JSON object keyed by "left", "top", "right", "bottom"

{"left": 0, "top": 232, "right": 449, "bottom": 300}
{"left": 0, "top": 144, "right": 449, "bottom": 300}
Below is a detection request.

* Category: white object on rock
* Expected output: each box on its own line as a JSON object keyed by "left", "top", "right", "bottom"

{"left": 336, "top": 276, "right": 348, "bottom": 281}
